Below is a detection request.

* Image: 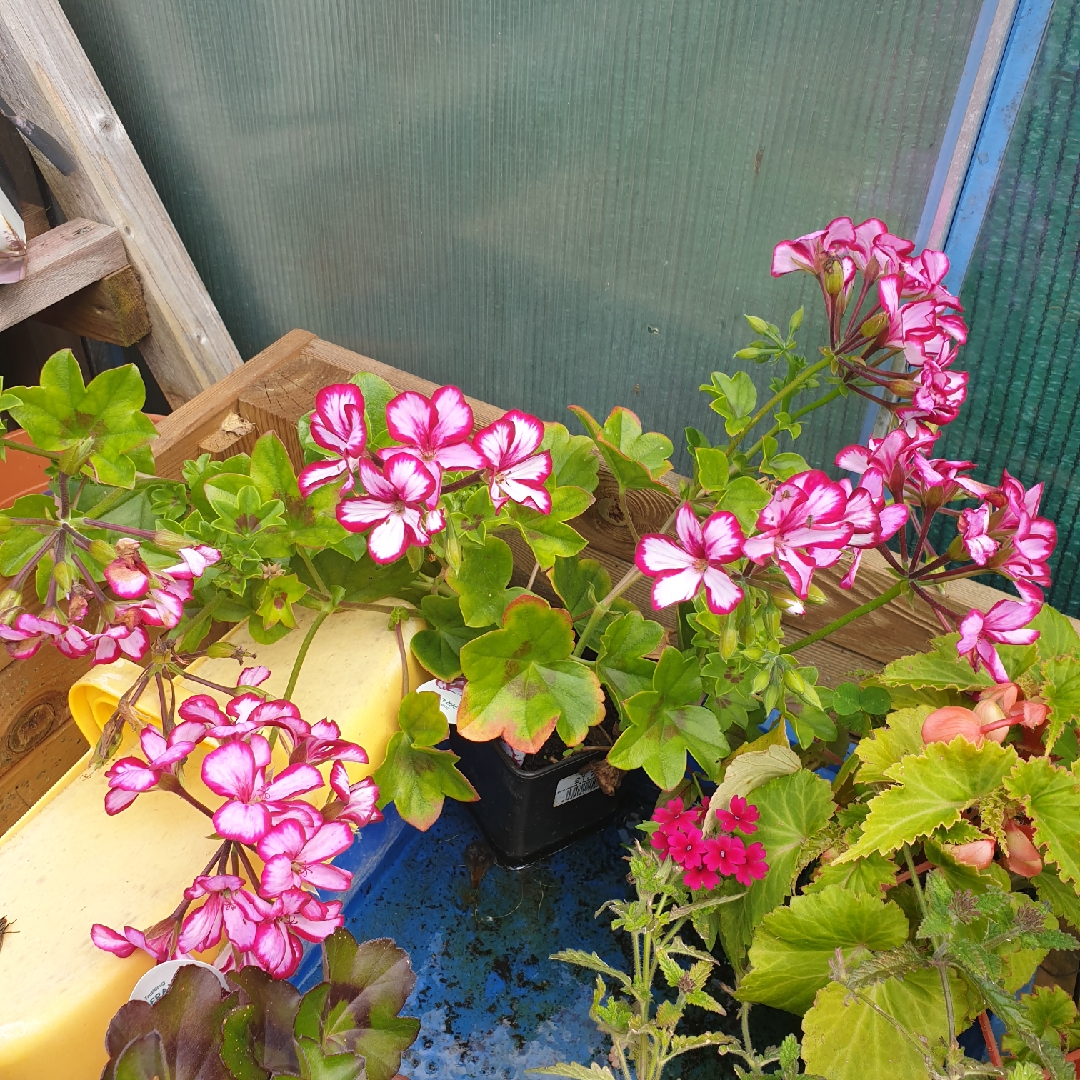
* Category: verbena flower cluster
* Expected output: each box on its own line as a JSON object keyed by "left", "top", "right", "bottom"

{"left": 91, "top": 667, "right": 380, "bottom": 979}
{"left": 636, "top": 216, "right": 1055, "bottom": 685}
{"left": 648, "top": 795, "right": 767, "bottom": 891}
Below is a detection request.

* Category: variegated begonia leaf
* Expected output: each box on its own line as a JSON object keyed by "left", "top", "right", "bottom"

{"left": 373, "top": 691, "right": 478, "bottom": 830}
{"left": 409, "top": 594, "right": 484, "bottom": 681}
{"left": 807, "top": 852, "right": 898, "bottom": 899}
{"left": 1032, "top": 656, "right": 1080, "bottom": 751}
{"left": 879, "top": 636, "right": 995, "bottom": 692}
{"left": 1005, "top": 758, "right": 1080, "bottom": 889}
{"left": 1029, "top": 605, "right": 1080, "bottom": 661}
{"left": 716, "top": 769, "right": 834, "bottom": 970}
{"left": 457, "top": 595, "right": 605, "bottom": 753}
{"left": 607, "top": 647, "right": 727, "bottom": 789}
{"left": 837, "top": 738, "right": 1016, "bottom": 864}
{"left": 446, "top": 534, "right": 518, "bottom": 628}
{"left": 594, "top": 611, "right": 663, "bottom": 709}
{"left": 739, "top": 885, "right": 909, "bottom": 1014}
{"left": 853, "top": 706, "right": 933, "bottom": 785}
{"left": 706, "top": 745, "right": 801, "bottom": 826}
{"left": 801, "top": 969, "right": 977, "bottom": 1080}
{"left": 1033, "top": 866, "right": 1080, "bottom": 929}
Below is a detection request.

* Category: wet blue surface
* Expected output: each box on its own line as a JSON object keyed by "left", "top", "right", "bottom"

{"left": 292, "top": 798, "right": 646, "bottom": 1077}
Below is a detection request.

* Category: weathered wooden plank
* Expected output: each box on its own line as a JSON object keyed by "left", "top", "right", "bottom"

{"left": 0, "top": 0, "right": 242, "bottom": 404}
{"left": 0, "top": 218, "right": 126, "bottom": 331}
{"left": 33, "top": 264, "right": 150, "bottom": 346}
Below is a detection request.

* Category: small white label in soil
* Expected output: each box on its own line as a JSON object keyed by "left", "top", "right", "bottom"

{"left": 416, "top": 678, "right": 464, "bottom": 725}
{"left": 553, "top": 770, "right": 600, "bottom": 807}
{"left": 500, "top": 738, "right": 526, "bottom": 766}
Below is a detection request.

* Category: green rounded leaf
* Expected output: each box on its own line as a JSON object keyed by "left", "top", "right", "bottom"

{"left": 447, "top": 534, "right": 515, "bottom": 627}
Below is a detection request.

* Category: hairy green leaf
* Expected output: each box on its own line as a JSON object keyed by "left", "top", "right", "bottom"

{"left": 807, "top": 853, "right": 898, "bottom": 899}
{"left": 1006, "top": 758, "right": 1080, "bottom": 888}
{"left": 1031, "top": 606, "right": 1080, "bottom": 661}
{"left": 880, "top": 642, "right": 995, "bottom": 691}
{"left": 854, "top": 706, "right": 933, "bottom": 784}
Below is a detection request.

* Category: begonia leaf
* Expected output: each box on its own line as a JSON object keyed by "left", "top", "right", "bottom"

{"left": 410, "top": 594, "right": 483, "bottom": 681}
{"left": 373, "top": 691, "right": 478, "bottom": 830}
{"left": 608, "top": 647, "right": 728, "bottom": 788}
{"left": 1033, "top": 866, "right": 1080, "bottom": 929}
{"left": 707, "top": 745, "right": 801, "bottom": 820}
{"left": 446, "top": 534, "right": 515, "bottom": 627}
{"left": 543, "top": 421, "right": 599, "bottom": 492}
{"left": 1033, "top": 656, "right": 1080, "bottom": 750}
{"left": 802, "top": 969, "right": 977, "bottom": 1080}
{"left": 807, "top": 852, "right": 898, "bottom": 899}
{"left": 838, "top": 738, "right": 1017, "bottom": 864}
{"left": 102, "top": 965, "right": 237, "bottom": 1080}
{"left": 853, "top": 706, "right": 933, "bottom": 784}
{"left": 739, "top": 885, "right": 909, "bottom": 1014}
{"left": 457, "top": 595, "right": 605, "bottom": 753}
{"left": 880, "top": 636, "right": 995, "bottom": 691}
{"left": 1031, "top": 605, "right": 1080, "bottom": 661}
{"left": 715, "top": 769, "right": 834, "bottom": 967}
{"left": 1005, "top": 758, "right": 1080, "bottom": 889}
{"left": 594, "top": 611, "right": 662, "bottom": 709}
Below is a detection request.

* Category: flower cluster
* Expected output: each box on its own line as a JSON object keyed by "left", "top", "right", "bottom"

{"left": 0, "top": 540, "right": 221, "bottom": 665}
{"left": 300, "top": 383, "right": 553, "bottom": 562}
{"left": 92, "top": 669, "right": 380, "bottom": 979}
{"left": 648, "top": 796, "right": 767, "bottom": 890}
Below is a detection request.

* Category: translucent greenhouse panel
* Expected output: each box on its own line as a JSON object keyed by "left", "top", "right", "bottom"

{"left": 938, "top": 0, "right": 1080, "bottom": 614}
{"left": 60, "top": 0, "right": 981, "bottom": 471}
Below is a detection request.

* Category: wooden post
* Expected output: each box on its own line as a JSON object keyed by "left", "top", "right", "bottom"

{"left": 0, "top": 0, "right": 243, "bottom": 405}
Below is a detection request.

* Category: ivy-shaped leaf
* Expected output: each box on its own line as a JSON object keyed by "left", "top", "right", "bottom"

{"left": 301, "top": 548, "right": 419, "bottom": 605}
{"left": 716, "top": 769, "right": 834, "bottom": 968}
{"left": 549, "top": 555, "right": 611, "bottom": 623}
{"left": 854, "top": 706, "right": 933, "bottom": 784}
{"left": 409, "top": 595, "right": 484, "bottom": 681}
{"left": 568, "top": 404, "right": 673, "bottom": 493}
{"left": 1005, "top": 758, "right": 1080, "bottom": 889}
{"left": 457, "top": 595, "right": 605, "bottom": 752}
{"left": 608, "top": 647, "right": 728, "bottom": 788}
{"left": 543, "top": 421, "right": 599, "bottom": 493}
{"left": 372, "top": 691, "right": 478, "bottom": 830}
{"left": 715, "top": 475, "right": 770, "bottom": 534}
{"left": 837, "top": 738, "right": 1017, "bottom": 864}
{"left": 739, "top": 886, "right": 909, "bottom": 1014}
{"left": 505, "top": 486, "right": 592, "bottom": 569}
{"left": 594, "top": 611, "right": 663, "bottom": 708}
{"left": 446, "top": 534, "right": 516, "bottom": 627}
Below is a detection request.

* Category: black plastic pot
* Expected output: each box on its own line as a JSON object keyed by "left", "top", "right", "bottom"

{"left": 448, "top": 728, "right": 622, "bottom": 867}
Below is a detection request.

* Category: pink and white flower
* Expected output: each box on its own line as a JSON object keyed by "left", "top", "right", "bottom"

{"left": 91, "top": 919, "right": 180, "bottom": 963}
{"left": 290, "top": 720, "right": 369, "bottom": 766}
{"left": 326, "top": 761, "right": 383, "bottom": 827}
{"left": 957, "top": 596, "right": 1042, "bottom": 683}
{"left": 257, "top": 818, "right": 354, "bottom": 896}
{"left": 103, "top": 722, "right": 203, "bottom": 814}
{"left": 337, "top": 454, "right": 443, "bottom": 563}
{"left": 379, "top": 387, "right": 484, "bottom": 502}
{"left": 473, "top": 411, "right": 552, "bottom": 513}
{"left": 252, "top": 889, "right": 344, "bottom": 979}
{"left": 201, "top": 740, "right": 323, "bottom": 844}
{"left": 298, "top": 383, "right": 368, "bottom": 497}
{"left": 742, "top": 471, "right": 853, "bottom": 598}
{"left": 635, "top": 504, "right": 744, "bottom": 615}
{"left": 178, "top": 874, "right": 263, "bottom": 953}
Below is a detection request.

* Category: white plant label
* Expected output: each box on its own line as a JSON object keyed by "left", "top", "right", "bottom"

{"left": 416, "top": 677, "right": 464, "bottom": 725}
{"left": 553, "top": 770, "right": 600, "bottom": 807}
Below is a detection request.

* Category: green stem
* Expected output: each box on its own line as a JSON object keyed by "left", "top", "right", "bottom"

{"left": 742, "top": 385, "right": 844, "bottom": 462}
{"left": 0, "top": 436, "right": 57, "bottom": 461}
{"left": 81, "top": 482, "right": 150, "bottom": 521}
{"left": 336, "top": 600, "right": 420, "bottom": 616}
{"left": 903, "top": 843, "right": 928, "bottom": 920}
{"left": 283, "top": 611, "right": 330, "bottom": 702}
{"left": 299, "top": 549, "right": 329, "bottom": 598}
{"left": 571, "top": 562, "right": 641, "bottom": 657}
{"left": 724, "top": 355, "right": 833, "bottom": 455}
{"left": 781, "top": 577, "right": 905, "bottom": 654}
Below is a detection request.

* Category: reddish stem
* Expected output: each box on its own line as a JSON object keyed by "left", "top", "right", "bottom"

{"left": 888, "top": 859, "right": 932, "bottom": 888}
{"left": 978, "top": 1011, "right": 1003, "bottom": 1068}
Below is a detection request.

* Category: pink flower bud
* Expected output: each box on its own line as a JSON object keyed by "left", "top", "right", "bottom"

{"left": 921, "top": 706, "right": 984, "bottom": 747}
{"left": 945, "top": 838, "right": 996, "bottom": 870}
{"left": 1002, "top": 823, "right": 1042, "bottom": 878}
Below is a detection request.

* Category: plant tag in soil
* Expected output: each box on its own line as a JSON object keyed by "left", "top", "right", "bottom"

{"left": 417, "top": 677, "right": 465, "bottom": 725}
{"left": 553, "top": 770, "right": 600, "bottom": 807}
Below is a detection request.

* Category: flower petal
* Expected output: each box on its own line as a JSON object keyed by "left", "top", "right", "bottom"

{"left": 651, "top": 567, "right": 704, "bottom": 609}
{"left": 201, "top": 741, "right": 256, "bottom": 799}
{"left": 214, "top": 800, "right": 271, "bottom": 844}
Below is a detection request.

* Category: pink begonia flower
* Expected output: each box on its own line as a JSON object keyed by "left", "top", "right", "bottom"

{"left": 1003, "top": 822, "right": 1042, "bottom": 878}
{"left": 922, "top": 706, "right": 989, "bottom": 748}
{"left": 635, "top": 504, "right": 744, "bottom": 615}
{"left": 290, "top": 720, "right": 369, "bottom": 766}
{"left": 326, "top": 761, "right": 383, "bottom": 827}
{"left": 91, "top": 919, "right": 180, "bottom": 963}
{"left": 667, "top": 826, "right": 707, "bottom": 869}
{"left": 297, "top": 383, "right": 368, "bottom": 497}
{"left": 252, "top": 889, "right": 344, "bottom": 980}
{"left": 178, "top": 874, "right": 263, "bottom": 953}
{"left": 742, "top": 471, "right": 853, "bottom": 598}
{"left": 702, "top": 834, "right": 747, "bottom": 877}
{"left": 337, "top": 454, "right": 443, "bottom": 563}
{"left": 378, "top": 387, "right": 485, "bottom": 503}
{"left": 976, "top": 681, "right": 1048, "bottom": 732}
{"left": 957, "top": 597, "right": 1042, "bottom": 684}
{"left": 473, "top": 411, "right": 553, "bottom": 513}
{"left": 104, "top": 722, "right": 203, "bottom": 814}
{"left": 201, "top": 739, "right": 323, "bottom": 844}
{"left": 715, "top": 795, "right": 760, "bottom": 836}
{"left": 945, "top": 837, "right": 997, "bottom": 871}
{"left": 257, "top": 818, "right": 354, "bottom": 896}
{"left": 733, "top": 841, "right": 769, "bottom": 886}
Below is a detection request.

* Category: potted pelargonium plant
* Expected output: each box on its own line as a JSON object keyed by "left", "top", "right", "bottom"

{"left": 2, "top": 212, "right": 1080, "bottom": 1080}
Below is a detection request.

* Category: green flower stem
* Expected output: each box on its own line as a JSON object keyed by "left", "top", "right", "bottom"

{"left": 283, "top": 610, "right": 330, "bottom": 702}
{"left": 81, "top": 480, "right": 154, "bottom": 521}
{"left": 299, "top": 548, "right": 329, "bottom": 598}
{"left": 724, "top": 355, "right": 833, "bottom": 455}
{"left": 0, "top": 436, "right": 57, "bottom": 461}
{"left": 395, "top": 620, "right": 410, "bottom": 699}
{"left": 337, "top": 600, "right": 419, "bottom": 616}
{"left": 571, "top": 561, "right": 642, "bottom": 658}
{"left": 780, "top": 577, "right": 905, "bottom": 654}
{"left": 742, "top": 385, "right": 844, "bottom": 462}
{"left": 903, "top": 843, "right": 928, "bottom": 920}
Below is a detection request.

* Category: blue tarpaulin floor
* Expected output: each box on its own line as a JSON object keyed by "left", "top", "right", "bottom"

{"left": 292, "top": 797, "right": 641, "bottom": 1078}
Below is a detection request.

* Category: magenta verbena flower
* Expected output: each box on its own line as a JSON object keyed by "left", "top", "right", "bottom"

{"left": 715, "top": 795, "right": 760, "bottom": 835}
{"left": 635, "top": 503, "right": 744, "bottom": 615}
{"left": 702, "top": 834, "right": 747, "bottom": 877}
{"left": 337, "top": 454, "right": 444, "bottom": 563}
{"left": 958, "top": 596, "right": 1042, "bottom": 684}
{"left": 473, "top": 410, "right": 553, "bottom": 513}
{"left": 666, "top": 825, "right": 707, "bottom": 869}
{"left": 298, "top": 383, "right": 369, "bottom": 496}
{"left": 733, "top": 842, "right": 769, "bottom": 886}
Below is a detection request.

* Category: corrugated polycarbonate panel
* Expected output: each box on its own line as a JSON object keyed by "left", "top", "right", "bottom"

{"left": 938, "top": 0, "right": 1080, "bottom": 614}
{"left": 60, "top": 0, "right": 981, "bottom": 472}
